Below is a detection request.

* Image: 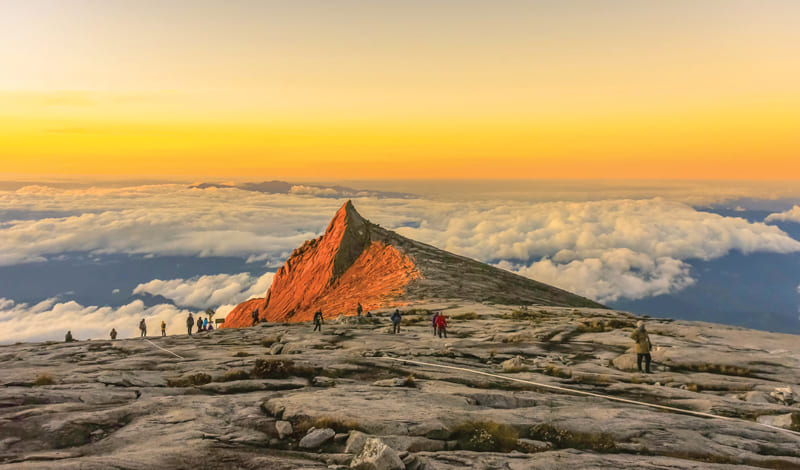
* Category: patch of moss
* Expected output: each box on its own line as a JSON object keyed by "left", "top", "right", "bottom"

{"left": 452, "top": 421, "right": 519, "bottom": 452}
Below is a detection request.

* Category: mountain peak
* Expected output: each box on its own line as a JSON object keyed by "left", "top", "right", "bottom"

{"left": 223, "top": 202, "right": 603, "bottom": 327}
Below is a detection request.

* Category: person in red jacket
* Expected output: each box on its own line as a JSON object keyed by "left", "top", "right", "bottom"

{"left": 435, "top": 313, "right": 448, "bottom": 338}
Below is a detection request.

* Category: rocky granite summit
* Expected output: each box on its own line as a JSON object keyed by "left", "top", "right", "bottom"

{"left": 224, "top": 201, "right": 601, "bottom": 327}
{"left": 2, "top": 302, "right": 800, "bottom": 469}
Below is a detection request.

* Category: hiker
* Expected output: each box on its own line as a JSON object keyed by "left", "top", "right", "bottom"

{"left": 431, "top": 312, "right": 439, "bottom": 336}
{"left": 139, "top": 318, "right": 147, "bottom": 337}
{"left": 203, "top": 317, "right": 209, "bottom": 330}
{"left": 186, "top": 313, "right": 194, "bottom": 336}
{"left": 390, "top": 309, "right": 402, "bottom": 334}
{"left": 630, "top": 320, "right": 652, "bottom": 373}
{"left": 357, "top": 302, "right": 363, "bottom": 317}
{"left": 161, "top": 320, "right": 167, "bottom": 337}
{"left": 435, "top": 313, "right": 448, "bottom": 338}
{"left": 251, "top": 307, "right": 259, "bottom": 326}
{"left": 313, "top": 310, "right": 323, "bottom": 332}
{"left": 196, "top": 316, "right": 203, "bottom": 332}
{"left": 65, "top": 330, "right": 75, "bottom": 342}
{"left": 207, "top": 323, "right": 214, "bottom": 332}
{"left": 109, "top": 328, "right": 117, "bottom": 340}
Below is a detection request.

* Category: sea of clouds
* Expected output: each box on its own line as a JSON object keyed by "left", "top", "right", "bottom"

{"left": 1, "top": 183, "right": 799, "bottom": 343}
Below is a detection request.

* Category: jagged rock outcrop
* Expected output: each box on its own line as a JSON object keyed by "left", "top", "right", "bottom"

{"left": 224, "top": 201, "right": 602, "bottom": 327}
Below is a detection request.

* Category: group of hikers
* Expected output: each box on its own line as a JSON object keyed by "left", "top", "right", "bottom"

{"left": 61, "top": 299, "right": 654, "bottom": 374}
{"left": 66, "top": 313, "right": 218, "bottom": 341}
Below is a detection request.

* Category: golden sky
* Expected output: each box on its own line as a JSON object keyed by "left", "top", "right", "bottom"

{"left": 1, "top": 0, "right": 799, "bottom": 180}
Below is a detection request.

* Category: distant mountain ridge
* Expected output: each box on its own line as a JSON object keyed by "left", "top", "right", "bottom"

{"left": 190, "top": 180, "right": 416, "bottom": 199}
{"left": 223, "top": 201, "right": 603, "bottom": 327}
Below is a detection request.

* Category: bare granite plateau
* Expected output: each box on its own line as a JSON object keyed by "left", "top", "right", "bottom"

{"left": 2, "top": 302, "right": 800, "bottom": 469}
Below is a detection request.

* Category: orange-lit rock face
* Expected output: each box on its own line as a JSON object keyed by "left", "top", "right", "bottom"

{"left": 223, "top": 201, "right": 419, "bottom": 327}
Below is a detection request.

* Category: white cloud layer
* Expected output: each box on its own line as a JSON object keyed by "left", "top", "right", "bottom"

{"left": 1, "top": 184, "right": 799, "bottom": 312}
{"left": 765, "top": 205, "right": 800, "bottom": 224}
{"left": 0, "top": 297, "right": 197, "bottom": 344}
{"left": 133, "top": 271, "right": 273, "bottom": 308}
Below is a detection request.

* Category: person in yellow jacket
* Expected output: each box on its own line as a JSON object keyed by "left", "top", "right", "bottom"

{"left": 630, "top": 320, "right": 652, "bottom": 373}
{"left": 161, "top": 320, "right": 167, "bottom": 337}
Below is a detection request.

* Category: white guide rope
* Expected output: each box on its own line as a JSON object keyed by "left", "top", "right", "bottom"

{"left": 144, "top": 339, "right": 185, "bottom": 359}
{"left": 378, "top": 356, "right": 800, "bottom": 438}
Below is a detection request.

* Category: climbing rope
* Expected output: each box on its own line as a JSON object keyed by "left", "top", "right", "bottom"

{"left": 378, "top": 356, "right": 800, "bottom": 438}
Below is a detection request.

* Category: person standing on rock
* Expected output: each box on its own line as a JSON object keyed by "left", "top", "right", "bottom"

{"left": 631, "top": 321, "right": 652, "bottom": 373}
{"left": 110, "top": 328, "right": 117, "bottom": 340}
{"left": 139, "top": 319, "right": 147, "bottom": 337}
{"left": 357, "top": 302, "right": 363, "bottom": 317}
{"left": 431, "top": 312, "right": 439, "bottom": 336}
{"left": 203, "top": 317, "right": 208, "bottom": 331}
{"left": 435, "top": 313, "right": 448, "bottom": 338}
{"left": 390, "top": 309, "right": 402, "bottom": 334}
{"left": 313, "top": 310, "right": 324, "bottom": 332}
{"left": 251, "top": 307, "right": 260, "bottom": 326}
{"left": 196, "top": 316, "right": 203, "bottom": 333}
{"left": 186, "top": 313, "right": 194, "bottom": 336}
{"left": 161, "top": 320, "right": 167, "bottom": 337}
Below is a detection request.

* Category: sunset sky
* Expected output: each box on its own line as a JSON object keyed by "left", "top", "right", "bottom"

{"left": 1, "top": 0, "right": 799, "bottom": 180}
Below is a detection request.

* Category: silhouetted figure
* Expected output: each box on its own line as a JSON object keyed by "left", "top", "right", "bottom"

{"left": 435, "top": 313, "right": 448, "bottom": 338}
{"left": 631, "top": 320, "right": 652, "bottom": 373}
{"left": 251, "top": 307, "right": 260, "bottom": 326}
{"left": 431, "top": 312, "right": 439, "bottom": 336}
{"left": 313, "top": 310, "right": 323, "bottom": 332}
{"left": 161, "top": 320, "right": 166, "bottom": 337}
{"left": 186, "top": 313, "right": 194, "bottom": 336}
{"left": 110, "top": 328, "right": 117, "bottom": 340}
{"left": 65, "top": 331, "right": 75, "bottom": 342}
{"left": 139, "top": 319, "right": 147, "bottom": 337}
{"left": 390, "top": 309, "right": 402, "bottom": 334}
{"left": 356, "top": 303, "right": 363, "bottom": 317}
{"left": 196, "top": 317, "right": 203, "bottom": 332}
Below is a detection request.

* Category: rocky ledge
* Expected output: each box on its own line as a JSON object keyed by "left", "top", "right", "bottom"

{"left": 2, "top": 302, "right": 800, "bottom": 469}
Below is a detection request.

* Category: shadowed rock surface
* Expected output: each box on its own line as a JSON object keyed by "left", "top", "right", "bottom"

{"left": 224, "top": 202, "right": 602, "bottom": 327}
{"left": 2, "top": 302, "right": 800, "bottom": 469}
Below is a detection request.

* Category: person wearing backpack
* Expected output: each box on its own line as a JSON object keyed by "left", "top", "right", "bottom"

{"left": 630, "top": 321, "right": 653, "bottom": 373}
{"left": 313, "top": 310, "right": 324, "bottom": 332}
{"left": 110, "top": 328, "right": 117, "bottom": 340}
{"left": 161, "top": 320, "right": 167, "bottom": 337}
{"left": 139, "top": 319, "right": 147, "bottom": 337}
{"left": 390, "top": 309, "right": 402, "bottom": 334}
{"left": 186, "top": 313, "right": 194, "bottom": 336}
{"left": 435, "top": 313, "right": 448, "bottom": 338}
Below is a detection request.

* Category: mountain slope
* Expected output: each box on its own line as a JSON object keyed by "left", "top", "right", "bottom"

{"left": 224, "top": 201, "right": 603, "bottom": 327}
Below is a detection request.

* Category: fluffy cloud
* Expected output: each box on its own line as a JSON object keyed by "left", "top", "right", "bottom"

{"left": 0, "top": 297, "right": 197, "bottom": 344}
{"left": 2, "top": 184, "right": 800, "bottom": 306}
{"left": 383, "top": 198, "right": 800, "bottom": 302}
{"left": 765, "top": 205, "right": 800, "bottom": 224}
{"left": 133, "top": 271, "right": 273, "bottom": 308}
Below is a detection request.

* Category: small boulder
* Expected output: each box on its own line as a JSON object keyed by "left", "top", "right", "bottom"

{"left": 516, "top": 438, "right": 552, "bottom": 453}
{"left": 313, "top": 376, "right": 336, "bottom": 387}
{"left": 372, "top": 378, "right": 409, "bottom": 387}
{"left": 299, "top": 427, "right": 335, "bottom": 449}
{"left": 350, "top": 437, "right": 404, "bottom": 470}
{"left": 270, "top": 343, "right": 284, "bottom": 355}
{"left": 501, "top": 356, "right": 528, "bottom": 373}
{"left": 742, "top": 391, "right": 775, "bottom": 404}
{"left": 756, "top": 413, "right": 796, "bottom": 429}
{"left": 276, "top": 420, "right": 293, "bottom": 439}
{"left": 345, "top": 430, "right": 369, "bottom": 454}
{"left": 770, "top": 386, "right": 796, "bottom": 405}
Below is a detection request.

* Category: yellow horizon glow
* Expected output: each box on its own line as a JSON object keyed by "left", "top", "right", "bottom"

{"left": 1, "top": 1, "right": 799, "bottom": 180}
